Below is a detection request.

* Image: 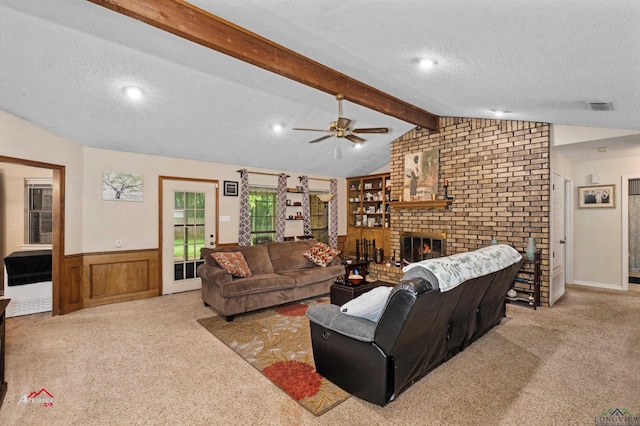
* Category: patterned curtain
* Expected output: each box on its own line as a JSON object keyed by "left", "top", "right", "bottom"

{"left": 329, "top": 178, "right": 338, "bottom": 248}
{"left": 275, "top": 173, "right": 288, "bottom": 242}
{"left": 300, "top": 176, "right": 311, "bottom": 237}
{"left": 238, "top": 169, "right": 251, "bottom": 246}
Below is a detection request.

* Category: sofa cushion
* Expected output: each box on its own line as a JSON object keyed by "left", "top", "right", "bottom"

{"left": 279, "top": 264, "right": 344, "bottom": 287}
{"left": 340, "top": 286, "right": 393, "bottom": 322}
{"left": 267, "top": 239, "right": 319, "bottom": 272}
{"left": 211, "top": 252, "right": 252, "bottom": 278}
{"left": 202, "top": 245, "right": 274, "bottom": 274}
{"left": 303, "top": 242, "right": 341, "bottom": 267}
{"left": 218, "top": 273, "right": 296, "bottom": 298}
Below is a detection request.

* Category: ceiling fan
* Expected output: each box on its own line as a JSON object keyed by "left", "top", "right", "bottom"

{"left": 293, "top": 94, "right": 389, "bottom": 144}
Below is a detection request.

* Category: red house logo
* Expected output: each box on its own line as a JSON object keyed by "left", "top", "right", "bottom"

{"left": 18, "top": 388, "right": 54, "bottom": 406}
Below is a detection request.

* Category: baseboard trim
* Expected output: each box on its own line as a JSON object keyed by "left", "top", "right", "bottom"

{"left": 572, "top": 280, "right": 625, "bottom": 291}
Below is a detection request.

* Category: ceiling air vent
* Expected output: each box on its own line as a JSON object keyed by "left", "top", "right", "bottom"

{"left": 589, "top": 102, "right": 614, "bottom": 111}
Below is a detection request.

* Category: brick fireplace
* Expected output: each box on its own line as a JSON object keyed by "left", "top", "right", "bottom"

{"left": 369, "top": 116, "right": 551, "bottom": 306}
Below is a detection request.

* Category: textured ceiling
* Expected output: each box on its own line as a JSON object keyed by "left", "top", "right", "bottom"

{"left": 1, "top": 0, "right": 639, "bottom": 176}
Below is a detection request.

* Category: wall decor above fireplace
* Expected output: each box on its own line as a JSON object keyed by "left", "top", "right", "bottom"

{"left": 402, "top": 149, "right": 439, "bottom": 202}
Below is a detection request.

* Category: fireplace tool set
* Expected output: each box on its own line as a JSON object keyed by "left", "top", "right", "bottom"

{"left": 355, "top": 238, "right": 384, "bottom": 264}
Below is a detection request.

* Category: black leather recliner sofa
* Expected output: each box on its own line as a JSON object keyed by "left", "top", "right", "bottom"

{"left": 306, "top": 245, "right": 524, "bottom": 406}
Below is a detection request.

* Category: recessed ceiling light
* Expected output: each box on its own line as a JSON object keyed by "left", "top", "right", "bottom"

{"left": 597, "top": 146, "right": 608, "bottom": 152}
{"left": 492, "top": 110, "right": 507, "bottom": 117}
{"left": 123, "top": 86, "right": 143, "bottom": 101}
{"left": 271, "top": 123, "right": 283, "bottom": 132}
{"left": 354, "top": 143, "right": 363, "bottom": 149}
{"left": 418, "top": 58, "right": 438, "bottom": 69}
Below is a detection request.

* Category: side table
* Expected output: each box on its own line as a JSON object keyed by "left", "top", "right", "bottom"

{"left": 330, "top": 280, "right": 393, "bottom": 306}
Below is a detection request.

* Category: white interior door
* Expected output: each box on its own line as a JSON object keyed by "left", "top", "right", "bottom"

{"left": 162, "top": 179, "right": 217, "bottom": 295}
{"left": 550, "top": 172, "right": 566, "bottom": 305}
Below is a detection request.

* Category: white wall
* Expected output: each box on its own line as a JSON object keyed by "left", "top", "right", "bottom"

{"left": 552, "top": 123, "right": 640, "bottom": 291}
{"left": 571, "top": 156, "right": 640, "bottom": 289}
{"left": 552, "top": 125, "right": 640, "bottom": 146}
{"left": 1, "top": 111, "right": 84, "bottom": 253}
{"left": 1, "top": 111, "right": 347, "bottom": 255}
{"left": 82, "top": 147, "right": 345, "bottom": 251}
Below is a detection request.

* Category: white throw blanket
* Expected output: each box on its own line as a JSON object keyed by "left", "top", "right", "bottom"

{"left": 402, "top": 244, "right": 522, "bottom": 292}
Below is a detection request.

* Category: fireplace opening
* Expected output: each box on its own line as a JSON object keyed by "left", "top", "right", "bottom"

{"left": 401, "top": 232, "right": 446, "bottom": 264}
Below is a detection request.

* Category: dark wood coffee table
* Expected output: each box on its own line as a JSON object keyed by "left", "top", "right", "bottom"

{"left": 330, "top": 280, "right": 394, "bottom": 306}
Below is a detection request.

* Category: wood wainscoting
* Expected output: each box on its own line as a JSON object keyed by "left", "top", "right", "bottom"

{"left": 63, "top": 249, "right": 159, "bottom": 311}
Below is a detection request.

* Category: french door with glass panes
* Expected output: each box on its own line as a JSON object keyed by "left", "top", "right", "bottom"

{"left": 162, "top": 179, "right": 217, "bottom": 295}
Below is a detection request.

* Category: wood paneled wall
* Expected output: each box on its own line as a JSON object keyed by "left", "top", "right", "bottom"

{"left": 63, "top": 249, "right": 159, "bottom": 310}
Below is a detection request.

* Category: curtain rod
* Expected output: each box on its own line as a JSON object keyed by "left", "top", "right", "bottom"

{"left": 237, "top": 170, "right": 290, "bottom": 178}
{"left": 236, "top": 170, "right": 332, "bottom": 182}
{"left": 298, "top": 176, "right": 332, "bottom": 182}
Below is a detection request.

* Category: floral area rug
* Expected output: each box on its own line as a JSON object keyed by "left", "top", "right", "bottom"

{"left": 197, "top": 297, "right": 350, "bottom": 416}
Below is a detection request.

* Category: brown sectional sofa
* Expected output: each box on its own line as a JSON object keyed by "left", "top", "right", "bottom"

{"left": 198, "top": 239, "right": 344, "bottom": 321}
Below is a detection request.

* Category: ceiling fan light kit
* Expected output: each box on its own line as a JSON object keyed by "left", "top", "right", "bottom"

{"left": 293, "top": 94, "right": 389, "bottom": 144}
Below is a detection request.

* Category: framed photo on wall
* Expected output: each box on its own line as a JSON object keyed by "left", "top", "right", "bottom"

{"left": 578, "top": 184, "right": 615, "bottom": 208}
{"left": 223, "top": 180, "right": 238, "bottom": 196}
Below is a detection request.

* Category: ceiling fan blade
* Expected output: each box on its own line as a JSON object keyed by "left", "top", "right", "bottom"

{"left": 292, "top": 127, "right": 330, "bottom": 132}
{"left": 308, "top": 134, "right": 333, "bottom": 144}
{"left": 352, "top": 127, "right": 389, "bottom": 134}
{"left": 336, "top": 117, "right": 351, "bottom": 129}
{"left": 345, "top": 134, "right": 365, "bottom": 144}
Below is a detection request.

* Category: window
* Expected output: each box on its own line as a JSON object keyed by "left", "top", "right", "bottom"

{"left": 173, "top": 191, "right": 205, "bottom": 281}
{"left": 249, "top": 187, "right": 277, "bottom": 244}
{"left": 309, "top": 192, "right": 326, "bottom": 242}
{"left": 248, "top": 188, "right": 328, "bottom": 244}
{"left": 25, "top": 179, "right": 53, "bottom": 245}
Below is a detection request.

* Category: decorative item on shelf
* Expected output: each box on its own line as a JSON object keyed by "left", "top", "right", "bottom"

{"left": 491, "top": 237, "right": 498, "bottom": 245}
{"left": 507, "top": 288, "right": 517, "bottom": 298}
{"left": 443, "top": 179, "right": 451, "bottom": 200}
{"left": 526, "top": 237, "right": 537, "bottom": 261}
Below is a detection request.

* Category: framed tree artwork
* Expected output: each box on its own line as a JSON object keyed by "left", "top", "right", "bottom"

{"left": 102, "top": 172, "right": 143, "bottom": 201}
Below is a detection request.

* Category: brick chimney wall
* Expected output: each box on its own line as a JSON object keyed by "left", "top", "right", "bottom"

{"left": 389, "top": 117, "right": 550, "bottom": 306}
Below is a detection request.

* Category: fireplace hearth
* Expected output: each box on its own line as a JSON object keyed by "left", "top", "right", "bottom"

{"left": 401, "top": 232, "right": 446, "bottom": 264}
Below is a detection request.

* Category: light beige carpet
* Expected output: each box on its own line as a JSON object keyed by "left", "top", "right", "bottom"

{"left": 197, "top": 297, "right": 349, "bottom": 416}
{"left": 0, "top": 284, "right": 638, "bottom": 425}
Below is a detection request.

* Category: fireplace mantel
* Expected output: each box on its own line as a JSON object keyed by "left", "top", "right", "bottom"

{"left": 390, "top": 200, "right": 453, "bottom": 210}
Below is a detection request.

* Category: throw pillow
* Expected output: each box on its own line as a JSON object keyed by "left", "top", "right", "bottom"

{"left": 303, "top": 242, "right": 341, "bottom": 267}
{"left": 211, "top": 252, "right": 253, "bottom": 278}
{"left": 340, "top": 286, "right": 393, "bottom": 322}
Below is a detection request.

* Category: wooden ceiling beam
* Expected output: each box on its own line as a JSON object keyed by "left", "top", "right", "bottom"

{"left": 87, "top": 0, "right": 439, "bottom": 130}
